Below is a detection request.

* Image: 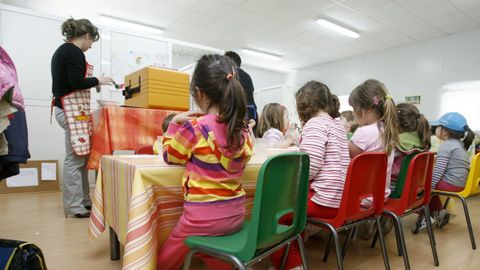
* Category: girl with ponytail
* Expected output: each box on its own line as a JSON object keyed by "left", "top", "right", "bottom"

{"left": 390, "top": 103, "right": 431, "bottom": 198}
{"left": 348, "top": 79, "right": 399, "bottom": 200}
{"left": 157, "top": 54, "right": 253, "bottom": 270}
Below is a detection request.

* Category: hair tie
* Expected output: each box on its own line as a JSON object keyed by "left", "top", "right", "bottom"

{"left": 373, "top": 96, "right": 379, "bottom": 106}
{"left": 226, "top": 73, "right": 234, "bottom": 80}
{"left": 385, "top": 95, "right": 392, "bottom": 100}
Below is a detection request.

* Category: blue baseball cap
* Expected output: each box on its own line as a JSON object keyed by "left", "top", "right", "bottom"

{"left": 430, "top": 112, "right": 468, "bottom": 132}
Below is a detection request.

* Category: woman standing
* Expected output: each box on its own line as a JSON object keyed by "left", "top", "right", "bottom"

{"left": 51, "top": 18, "right": 112, "bottom": 218}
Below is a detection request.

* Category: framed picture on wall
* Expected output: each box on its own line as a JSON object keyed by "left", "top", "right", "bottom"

{"left": 405, "top": 95, "right": 421, "bottom": 104}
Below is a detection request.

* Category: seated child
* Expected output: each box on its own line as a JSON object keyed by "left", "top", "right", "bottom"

{"left": 256, "top": 103, "right": 298, "bottom": 148}
{"left": 340, "top": 110, "right": 357, "bottom": 140}
{"left": 418, "top": 112, "right": 474, "bottom": 231}
{"left": 153, "top": 113, "right": 176, "bottom": 154}
{"left": 390, "top": 103, "right": 431, "bottom": 196}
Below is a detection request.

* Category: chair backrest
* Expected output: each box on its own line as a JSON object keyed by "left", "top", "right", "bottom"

{"left": 329, "top": 152, "right": 387, "bottom": 227}
{"left": 134, "top": 145, "right": 154, "bottom": 155}
{"left": 398, "top": 152, "right": 435, "bottom": 211}
{"left": 243, "top": 152, "right": 309, "bottom": 258}
{"left": 389, "top": 153, "right": 419, "bottom": 199}
{"left": 460, "top": 153, "right": 480, "bottom": 197}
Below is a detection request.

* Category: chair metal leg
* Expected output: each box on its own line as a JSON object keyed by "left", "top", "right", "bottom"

{"left": 341, "top": 227, "right": 356, "bottom": 260}
{"left": 280, "top": 241, "right": 292, "bottom": 270}
{"left": 459, "top": 196, "right": 476, "bottom": 249}
{"left": 323, "top": 233, "right": 333, "bottom": 262}
{"left": 376, "top": 217, "right": 391, "bottom": 270}
{"left": 370, "top": 226, "right": 379, "bottom": 249}
{"left": 323, "top": 224, "right": 344, "bottom": 270}
{"left": 442, "top": 197, "right": 451, "bottom": 209}
{"left": 424, "top": 206, "right": 440, "bottom": 266}
{"left": 371, "top": 217, "right": 402, "bottom": 257}
{"left": 387, "top": 213, "right": 409, "bottom": 270}
{"left": 296, "top": 234, "right": 309, "bottom": 270}
{"left": 183, "top": 249, "right": 196, "bottom": 270}
{"left": 392, "top": 217, "right": 403, "bottom": 257}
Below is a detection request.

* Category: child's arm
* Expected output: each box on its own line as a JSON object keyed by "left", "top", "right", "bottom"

{"left": 299, "top": 122, "right": 327, "bottom": 180}
{"left": 162, "top": 112, "right": 201, "bottom": 165}
{"left": 349, "top": 142, "right": 363, "bottom": 158}
{"left": 431, "top": 145, "right": 450, "bottom": 188}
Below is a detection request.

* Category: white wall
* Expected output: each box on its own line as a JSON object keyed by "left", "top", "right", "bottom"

{"left": 243, "top": 65, "right": 286, "bottom": 90}
{"left": 293, "top": 27, "right": 480, "bottom": 120}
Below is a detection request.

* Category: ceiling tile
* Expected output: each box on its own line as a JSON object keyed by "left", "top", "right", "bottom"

{"left": 426, "top": 12, "right": 477, "bottom": 28}
{"left": 216, "top": 0, "right": 248, "bottom": 6}
{"left": 341, "top": 0, "right": 388, "bottom": 11}
{"left": 412, "top": 1, "right": 459, "bottom": 20}
{"left": 379, "top": 12, "right": 422, "bottom": 28}
{"left": 288, "top": 0, "right": 335, "bottom": 12}
{"left": 266, "top": 6, "right": 306, "bottom": 23}
{"left": 146, "top": 2, "right": 189, "bottom": 21}
{"left": 439, "top": 20, "right": 479, "bottom": 34}
{"left": 215, "top": 8, "right": 259, "bottom": 24}
{"left": 396, "top": 22, "right": 439, "bottom": 36}
{"left": 201, "top": 19, "right": 242, "bottom": 35}
{"left": 239, "top": 0, "right": 287, "bottom": 15}
{"left": 393, "top": 0, "right": 444, "bottom": 10}
{"left": 161, "top": 0, "right": 202, "bottom": 9}
{"left": 407, "top": 29, "right": 444, "bottom": 42}
{"left": 191, "top": 0, "right": 236, "bottom": 16}
{"left": 462, "top": 6, "right": 480, "bottom": 23}
{"left": 340, "top": 14, "right": 386, "bottom": 32}
{"left": 319, "top": 3, "right": 360, "bottom": 20}
{"left": 448, "top": 0, "right": 480, "bottom": 10}
{"left": 362, "top": 1, "right": 407, "bottom": 20}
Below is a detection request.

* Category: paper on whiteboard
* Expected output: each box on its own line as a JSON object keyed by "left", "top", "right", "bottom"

{"left": 41, "top": 162, "right": 57, "bottom": 181}
{"left": 6, "top": 168, "right": 38, "bottom": 187}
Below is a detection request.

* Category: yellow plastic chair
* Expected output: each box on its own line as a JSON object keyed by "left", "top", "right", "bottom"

{"left": 432, "top": 152, "right": 480, "bottom": 250}
{"left": 468, "top": 153, "right": 480, "bottom": 195}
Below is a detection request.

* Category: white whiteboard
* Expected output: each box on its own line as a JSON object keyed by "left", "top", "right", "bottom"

{"left": 110, "top": 32, "right": 169, "bottom": 84}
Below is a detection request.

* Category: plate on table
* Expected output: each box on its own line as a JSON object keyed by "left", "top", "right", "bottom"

{"left": 265, "top": 147, "right": 300, "bottom": 157}
{"left": 97, "top": 100, "right": 119, "bottom": 107}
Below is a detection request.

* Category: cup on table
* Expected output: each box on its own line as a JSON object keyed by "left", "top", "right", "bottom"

{"left": 155, "top": 136, "right": 163, "bottom": 155}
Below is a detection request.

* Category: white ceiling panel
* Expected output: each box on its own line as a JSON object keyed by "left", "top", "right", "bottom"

{"left": 412, "top": 1, "right": 459, "bottom": 20}
{"left": 3, "top": 0, "right": 480, "bottom": 70}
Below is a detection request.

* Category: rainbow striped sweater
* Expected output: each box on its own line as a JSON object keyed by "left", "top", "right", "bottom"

{"left": 162, "top": 114, "right": 253, "bottom": 203}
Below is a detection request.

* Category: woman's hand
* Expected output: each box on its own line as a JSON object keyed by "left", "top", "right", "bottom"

{"left": 172, "top": 111, "right": 205, "bottom": 125}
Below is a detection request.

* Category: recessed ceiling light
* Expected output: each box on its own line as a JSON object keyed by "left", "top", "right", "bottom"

{"left": 241, "top": 49, "right": 282, "bottom": 61}
{"left": 316, "top": 19, "right": 359, "bottom": 39}
{"left": 98, "top": 14, "right": 164, "bottom": 35}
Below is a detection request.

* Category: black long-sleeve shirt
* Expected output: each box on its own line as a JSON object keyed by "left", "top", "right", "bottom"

{"left": 51, "top": 43, "right": 99, "bottom": 108}
{"left": 237, "top": 68, "right": 255, "bottom": 106}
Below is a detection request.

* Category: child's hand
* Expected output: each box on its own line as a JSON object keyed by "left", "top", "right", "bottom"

{"left": 172, "top": 111, "right": 204, "bottom": 124}
{"left": 248, "top": 119, "right": 256, "bottom": 129}
{"left": 285, "top": 129, "right": 300, "bottom": 146}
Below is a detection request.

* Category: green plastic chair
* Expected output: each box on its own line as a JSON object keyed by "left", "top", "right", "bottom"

{"left": 389, "top": 153, "right": 420, "bottom": 199}
{"left": 182, "top": 152, "right": 310, "bottom": 270}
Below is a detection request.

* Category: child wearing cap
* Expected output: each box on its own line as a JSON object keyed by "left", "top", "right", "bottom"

{"left": 415, "top": 112, "right": 475, "bottom": 231}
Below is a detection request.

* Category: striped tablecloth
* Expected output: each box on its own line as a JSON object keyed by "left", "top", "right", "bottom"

{"left": 88, "top": 155, "right": 264, "bottom": 270}
{"left": 86, "top": 106, "right": 179, "bottom": 170}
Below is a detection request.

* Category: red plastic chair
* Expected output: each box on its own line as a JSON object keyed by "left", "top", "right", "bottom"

{"left": 371, "top": 152, "right": 438, "bottom": 270}
{"left": 134, "top": 145, "right": 154, "bottom": 155}
{"left": 307, "top": 152, "right": 390, "bottom": 270}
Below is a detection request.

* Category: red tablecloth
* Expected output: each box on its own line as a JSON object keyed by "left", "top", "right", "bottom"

{"left": 86, "top": 106, "right": 179, "bottom": 170}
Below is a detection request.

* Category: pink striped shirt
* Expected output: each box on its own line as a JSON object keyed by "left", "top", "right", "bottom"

{"left": 300, "top": 116, "right": 350, "bottom": 208}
